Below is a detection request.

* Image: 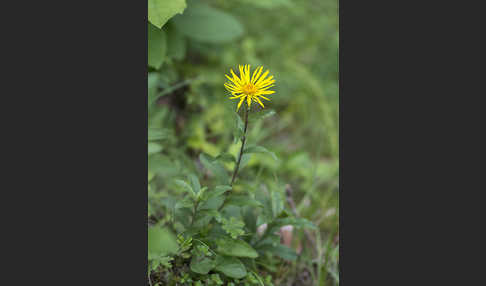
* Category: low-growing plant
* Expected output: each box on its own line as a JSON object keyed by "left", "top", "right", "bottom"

{"left": 148, "top": 1, "right": 339, "bottom": 285}
{"left": 148, "top": 65, "right": 317, "bottom": 285}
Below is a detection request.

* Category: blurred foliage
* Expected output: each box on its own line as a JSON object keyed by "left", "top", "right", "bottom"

{"left": 148, "top": 0, "right": 338, "bottom": 285}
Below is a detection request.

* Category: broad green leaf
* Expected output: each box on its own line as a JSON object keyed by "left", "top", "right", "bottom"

{"left": 239, "top": 153, "right": 252, "bottom": 170}
{"left": 175, "top": 179, "right": 196, "bottom": 198}
{"left": 148, "top": 73, "right": 160, "bottom": 108}
{"left": 244, "top": 146, "right": 278, "bottom": 161}
{"left": 148, "top": 128, "right": 169, "bottom": 141}
{"left": 243, "top": 208, "right": 257, "bottom": 233}
{"left": 172, "top": 3, "right": 244, "bottom": 43}
{"left": 214, "top": 256, "right": 247, "bottom": 279}
{"left": 148, "top": 142, "right": 163, "bottom": 155}
{"left": 199, "top": 153, "right": 229, "bottom": 185}
{"left": 148, "top": 0, "right": 186, "bottom": 29}
{"left": 215, "top": 153, "right": 236, "bottom": 163}
{"left": 226, "top": 194, "right": 263, "bottom": 208}
{"left": 259, "top": 244, "right": 297, "bottom": 261}
{"left": 233, "top": 112, "right": 245, "bottom": 144}
{"left": 190, "top": 255, "right": 215, "bottom": 274}
{"left": 148, "top": 154, "right": 179, "bottom": 176}
{"left": 175, "top": 196, "right": 194, "bottom": 210}
{"left": 250, "top": 110, "right": 276, "bottom": 124}
{"left": 221, "top": 217, "right": 245, "bottom": 239}
{"left": 193, "top": 210, "right": 221, "bottom": 228}
{"left": 198, "top": 195, "right": 224, "bottom": 211}
{"left": 166, "top": 25, "right": 186, "bottom": 60}
{"left": 188, "top": 174, "right": 201, "bottom": 195}
{"left": 148, "top": 227, "right": 178, "bottom": 256}
{"left": 216, "top": 238, "right": 258, "bottom": 258}
{"left": 205, "top": 185, "right": 232, "bottom": 200}
{"left": 148, "top": 23, "right": 167, "bottom": 69}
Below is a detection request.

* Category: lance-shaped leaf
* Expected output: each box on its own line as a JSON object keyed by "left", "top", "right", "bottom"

{"left": 244, "top": 146, "right": 278, "bottom": 161}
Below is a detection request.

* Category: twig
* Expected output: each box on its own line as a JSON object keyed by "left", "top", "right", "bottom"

{"left": 285, "top": 184, "right": 317, "bottom": 254}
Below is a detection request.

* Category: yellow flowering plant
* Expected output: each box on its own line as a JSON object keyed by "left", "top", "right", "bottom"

{"left": 149, "top": 66, "right": 316, "bottom": 285}
{"left": 224, "top": 65, "right": 275, "bottom": 186}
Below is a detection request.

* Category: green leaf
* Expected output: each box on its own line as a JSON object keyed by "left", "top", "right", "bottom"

{"left": 271, "top": 190, "right": 284, "bottom": 218}
{"left": 148, "top": 23, "right": 167, "bottom": 69}
{"left": 190, "top": 255, "right": 215, "bottom": 274}
{"left": 206, "top": 185, "right": 232, "bottom": 199}
{"left": 261, "top": 244, "right": 297, "bottom": 261}
{"left": 188, "top": 174, "right": 201, "bottom": 195}
{"left": 172, "top": 3, "right": 244, "bottom": 43}
{"left": 239, "top": 153, "right": 252, "bottom": 170}
{"left": 216, "top": 238, "right": 258, "bottom": 258}
{"left": 166, "top": 25, "right": 186, "bottom": 60}
{"left": 148, "top": 128, "right": 169, "bottom": 141}
{"left": 226, "top": 195, "right": 263, "bottom": 208}
{"left": 148, "top": 227, "right": 178, "bottom": 256}
{"left": 193, "top": 210, "right": 221, "bottom": 228}
{"left": 148, "top": 142, "right": 163, "bottom": 155}
{"left": 148, "top": 0, "right": 186, "bottom": 29}
{"left": 198, "top": 195, "right": 225, "bottom": 211}
{"left": 244, "top": 146, "right": 278, "bottom": 161}
{"left": 175, "top": 196, "right": 194, "bottom": 210}
{"left": 233, "top": 112, "right": 245, "bottom": 144}
{"left": 214, "top": 256, "right": 247, "bottom": 279}
{"left": 199, "top": 153, "right": 229, "bottom": 185}
{"left": 215, "top": 153, "right": 236, "bottom": 163}
{"left": 148, "top": 154, "right": 178, "bottom": 176}
{"left": 148, "top": 73, "right": 160, "bottom": 108}
{"left": 175, "top": 179, "right": 196, "bottom": 198}
{"left": 221, "top": 217, "right": 245, "bottom": 239}
{"left": 250, "top": 110, "right": 276, "bottom": 123}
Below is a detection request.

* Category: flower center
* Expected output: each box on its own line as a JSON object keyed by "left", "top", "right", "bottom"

{"left": 242, "top": 83, "right": 257, "bottom": 95}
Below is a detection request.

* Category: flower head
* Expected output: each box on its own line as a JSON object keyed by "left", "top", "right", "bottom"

{"left": 224, "top": 65, "right": 275, "bottom": 111}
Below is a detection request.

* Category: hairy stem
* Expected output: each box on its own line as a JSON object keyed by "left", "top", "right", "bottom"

{"left": 230, "top": 106, "right": 249, "bottom": 186}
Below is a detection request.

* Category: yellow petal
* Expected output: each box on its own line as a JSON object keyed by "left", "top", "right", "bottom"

{"left": 224, "top": 83, "right": 240, "bottom": 93}
{"left": 256, "top": 77, "right": 275, "bottom": 88}
{"left": 230, "top": 69, "right": 242, "bottom": 85}
{"left": 256, "top": 90, "right": 275, "bottom": 95}
{"left": 225, "top": 74, "right": 240, "bottom": 86}
{"left": 259, "top": 95, "right": 271, "bottom": 101}
{"left": 237, "top": 96, "right": 246, "bottom": 111}
{"left": 255, "top": 97, "right": 265, "bottom": 108}
{"left": 254, "top": 70, "right": 270, "bottom": 87}
{"left": 239, "top": 65, "right": 246, "bottom": 84}
{"left": 259, "top": 84, "right": 275, "bottom": 91}
{"left": 251, "top": 66, "right": 263, "bottom": 84}
{"left": 247, "top": 95, "right": 252, "bottom": 107}
{"left": 245, "top": 65, "right": 251, "bottom": 83}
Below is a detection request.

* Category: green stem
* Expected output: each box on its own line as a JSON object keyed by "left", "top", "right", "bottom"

{"left": 230, "top": 106, "right": 249, "bottom": 186}
{"left": 218, "top": 107, "right": 249, "bottom": 212}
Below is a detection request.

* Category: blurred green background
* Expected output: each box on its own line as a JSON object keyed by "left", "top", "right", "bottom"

{"left": 149, "top": 0, "right": 338, "bottom": 284}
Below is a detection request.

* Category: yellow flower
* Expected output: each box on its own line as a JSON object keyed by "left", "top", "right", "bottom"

{"left": 224, "top": 65, "right": 275, "bottom": 111}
